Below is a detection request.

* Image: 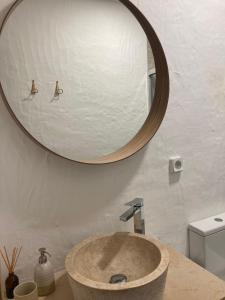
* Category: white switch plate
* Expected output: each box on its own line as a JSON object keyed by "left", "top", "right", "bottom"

{"left": 169, "top": 156, "right": 183, "bottom": 173}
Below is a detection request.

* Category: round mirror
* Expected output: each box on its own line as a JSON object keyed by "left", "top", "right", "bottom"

{"left": 0, "top": 0, "right": 169, "bottom": 164}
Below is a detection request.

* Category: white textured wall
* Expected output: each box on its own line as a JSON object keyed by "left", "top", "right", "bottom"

{"left": 1, "top": 0, "right": 225, "bottom": 282}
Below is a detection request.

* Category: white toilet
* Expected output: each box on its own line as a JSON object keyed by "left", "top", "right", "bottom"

{"left": 189, "top": 213, "right": 225, "bottom": 280}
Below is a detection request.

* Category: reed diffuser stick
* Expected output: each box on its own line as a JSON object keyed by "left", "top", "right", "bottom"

{"left": 12, "top": 247, "right": 22, "bottom": 272}
{"left": 3, "top": 247, "right": 11, "bottom": 271}
{"left": 0, "top": 249, "right": 10, "bottom": 271}
{"left": 10, "top": 248, "right": 16, "bottom": 273}
{"left": 0, "top": 246, "right": 22, "bottom": 273}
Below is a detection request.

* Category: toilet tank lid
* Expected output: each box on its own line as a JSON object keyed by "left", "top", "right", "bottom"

{"left": 189, "top": 213, "right": 225, "bottom": 237}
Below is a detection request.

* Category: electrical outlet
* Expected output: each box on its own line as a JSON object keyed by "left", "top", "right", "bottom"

{"left": 169, "top": 156, "right": 183, "bottom": 173}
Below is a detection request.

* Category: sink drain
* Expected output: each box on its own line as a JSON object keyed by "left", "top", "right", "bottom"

{"left": 109, "top": 274, "right": 128, "bottom": 284}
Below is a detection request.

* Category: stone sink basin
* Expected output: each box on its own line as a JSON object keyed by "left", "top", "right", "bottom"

{"left": 65, "top": 232, "right": 169, "bottom": 300}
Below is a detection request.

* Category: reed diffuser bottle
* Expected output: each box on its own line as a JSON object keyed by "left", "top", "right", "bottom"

{"left": 0, "top": 247, "right": 22, "bottom": 299}
{"left": 5, "top": 273, "right": 19, "bottom": 299}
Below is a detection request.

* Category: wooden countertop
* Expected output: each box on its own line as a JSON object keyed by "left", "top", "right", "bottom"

{"left": 39, "top": 246, "right": 225, "bottom": 300}
{"left": 164, "top": 246, "right": 225, "bottom": 300}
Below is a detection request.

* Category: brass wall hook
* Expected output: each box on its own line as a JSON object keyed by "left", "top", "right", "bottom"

{"left": 55, "top": 81, "right": 63, "bottom": 96}
{"left": 31, "top": 80, "right": 38, "bottom": 94}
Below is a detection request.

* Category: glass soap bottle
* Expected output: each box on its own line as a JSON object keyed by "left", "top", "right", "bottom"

{"left": 34, "top": 248, "right": 55, "bottom": 297}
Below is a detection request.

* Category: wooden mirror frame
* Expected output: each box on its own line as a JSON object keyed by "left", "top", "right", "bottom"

{"left": 0, "top": 0, "right": 169, "bottom": 165}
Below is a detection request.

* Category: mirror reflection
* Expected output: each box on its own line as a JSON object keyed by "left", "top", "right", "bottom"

{"left": 0, "top": 0, "right": 156, "bottom": 161}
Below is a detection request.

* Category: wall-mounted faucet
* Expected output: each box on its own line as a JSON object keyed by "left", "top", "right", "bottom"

{"left": 120, "top": 198, "right": 145, "bottom": 234}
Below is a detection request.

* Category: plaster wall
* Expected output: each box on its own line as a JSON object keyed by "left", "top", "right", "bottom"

{"left": 0, "top": 0, "right": 225, "bottom": 282}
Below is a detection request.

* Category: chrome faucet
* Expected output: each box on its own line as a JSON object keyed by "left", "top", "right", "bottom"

{"left": 120, "top": 198, "right": 145, "bottom": 234}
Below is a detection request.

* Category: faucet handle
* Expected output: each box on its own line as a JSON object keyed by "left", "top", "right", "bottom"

{"left": 125, "top": 198, "right": 144, "bottom": 208}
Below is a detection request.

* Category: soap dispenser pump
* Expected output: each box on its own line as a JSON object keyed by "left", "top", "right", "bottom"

{"left": 34, "top": 248, "right": 55, "bottom": 297}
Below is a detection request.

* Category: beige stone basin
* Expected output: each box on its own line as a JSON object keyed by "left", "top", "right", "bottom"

{"left": 65, "top": 232, "right": 169, "bottom": 300}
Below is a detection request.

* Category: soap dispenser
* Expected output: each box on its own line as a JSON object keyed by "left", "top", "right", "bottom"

{"left": 34, "top": 248, "right": 55, "bottom": 296}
